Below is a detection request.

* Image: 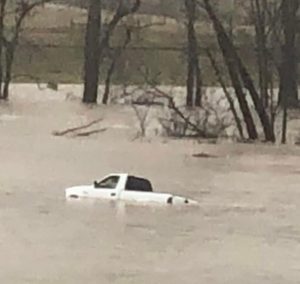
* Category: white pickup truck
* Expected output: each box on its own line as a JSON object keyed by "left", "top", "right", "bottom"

{"left": 65, "top": 173, "right": 197, "bottom": 205}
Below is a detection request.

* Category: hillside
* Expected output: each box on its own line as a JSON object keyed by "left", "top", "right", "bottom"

{"left": 53, "top": 0, "right": 183, "bottom": 18}
{"left": 11, "top": 1, "right": 256, "bottom": 85}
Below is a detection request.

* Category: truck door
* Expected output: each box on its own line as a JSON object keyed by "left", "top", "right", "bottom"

{"left": 89, "top": 175, "right": 120, "bottom": 200}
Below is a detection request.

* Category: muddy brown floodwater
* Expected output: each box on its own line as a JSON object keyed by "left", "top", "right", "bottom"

{"left": 1, "top": 87, "right": 300, "bottom": 283}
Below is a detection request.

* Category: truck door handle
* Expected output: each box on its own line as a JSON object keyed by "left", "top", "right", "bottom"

{"left": 111, "top": 193, "right": 116, "bottom": 197}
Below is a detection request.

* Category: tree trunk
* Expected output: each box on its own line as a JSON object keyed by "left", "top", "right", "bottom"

{"left": 102, "top": 28, "right": 132, "bottom": 105}
{"left": 206, "top": 49, "right": 245, "bottom": 140}
{"left": 0, "top": 0, "right": 7, "bottom": 99}
{"left": 102, "top": 59, "right": 115, "bottom": 104}
{"left": 281, "top": 102, "right": 288, "bottom": 144}
{"left": 82, "top": 0, "right": 101, "bottom": 104}
{"left": 185, "top": 0, "right": 202, "bottom": 107}
{"left": 203, "top": 0, "right": 258, "bottom": 140}
{"left": 2, "top": 44, "right": 14, "bottom": 100}
{"left": 252, "top": 0, "right": 269, "bottom": 107}
{"left": 195, "top": 58, "right": 203, "bottom": 107}
{"left": 203, "top": 0, "right": 275, "bottom": 142}
{"left": 186, "top": 50, "right": 195, "bottom": 107}
{"left": 279, "top": 0, "right": 299, "bottom": 107}
{"left": 236, "top": 56, "right": 275, "bottom": 142}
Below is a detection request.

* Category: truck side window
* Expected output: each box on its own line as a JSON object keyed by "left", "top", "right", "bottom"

{"left": 125, "top": 176, "right": 153, "bottom": 192}
{"left": 95, "top": 176, "right": 119, "bottom": 189}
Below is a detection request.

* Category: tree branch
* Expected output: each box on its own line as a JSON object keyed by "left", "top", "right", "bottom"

{"left": 52, "top": 118, "right": 103, "bottom": 136}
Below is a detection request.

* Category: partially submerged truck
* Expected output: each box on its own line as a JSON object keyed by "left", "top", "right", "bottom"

{"left": 65, "top": 173, "right": 198, "bottom": 205}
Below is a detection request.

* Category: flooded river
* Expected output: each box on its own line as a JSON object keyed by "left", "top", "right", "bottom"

{"left": 1, "top": 86, "right": 300, "bottom": 283}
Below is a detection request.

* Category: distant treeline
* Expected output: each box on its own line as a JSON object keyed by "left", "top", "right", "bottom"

{"left": 53, "top": 0, "right": 182, "bottom": 18}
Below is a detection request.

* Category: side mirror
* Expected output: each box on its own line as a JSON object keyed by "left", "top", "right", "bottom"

{"left": 94, "top": 181, "right": 99, "bottom": 188}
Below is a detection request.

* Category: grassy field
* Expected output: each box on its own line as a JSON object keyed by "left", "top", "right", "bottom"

{"left": 10, "top": 3, "right": 259, "bottom": 85}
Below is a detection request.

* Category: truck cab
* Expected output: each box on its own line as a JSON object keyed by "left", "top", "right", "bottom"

{"left": 65, "top": 173, "right": 197, "bottom": 205}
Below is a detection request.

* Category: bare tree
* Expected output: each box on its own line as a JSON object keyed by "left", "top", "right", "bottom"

{"left": 82, "top": 0, "right": 141, "bottom": 104}
{"left": 102, "top": 28, "right": 132, "bottom": 104}
{"left": 131, "top": 103, "right": 152, "bottom": 139}
{"left": 206, "top": 48, "right": 245, "bottom": 140}
{"left": 202, "top": 0, "right": 275, "bottom": 142}
{"left": 184, "top": 0, "right": 203, "bottom": 107}
{"left": 0, "top": 0, "right": 52, "bottom": 100}
{"left": 201, "top": 0, "right": 258, "bottom": 141}
{"left": 250, "top": 0, "right": 269, "bottom": 107}
{"left": 102, "top": 17, "right": 169, "bottom": 105}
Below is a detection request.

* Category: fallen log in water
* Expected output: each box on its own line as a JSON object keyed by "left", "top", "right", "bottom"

{"left": 74, "top": 128, "right": 107, "bottom": 137}
{"left": 52, "top": 118, "right": 103, "bottom": 136}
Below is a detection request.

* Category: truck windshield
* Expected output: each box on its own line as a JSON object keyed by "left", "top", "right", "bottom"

{"left": 95, "top": 176, "right": 119, "bottom": 189}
